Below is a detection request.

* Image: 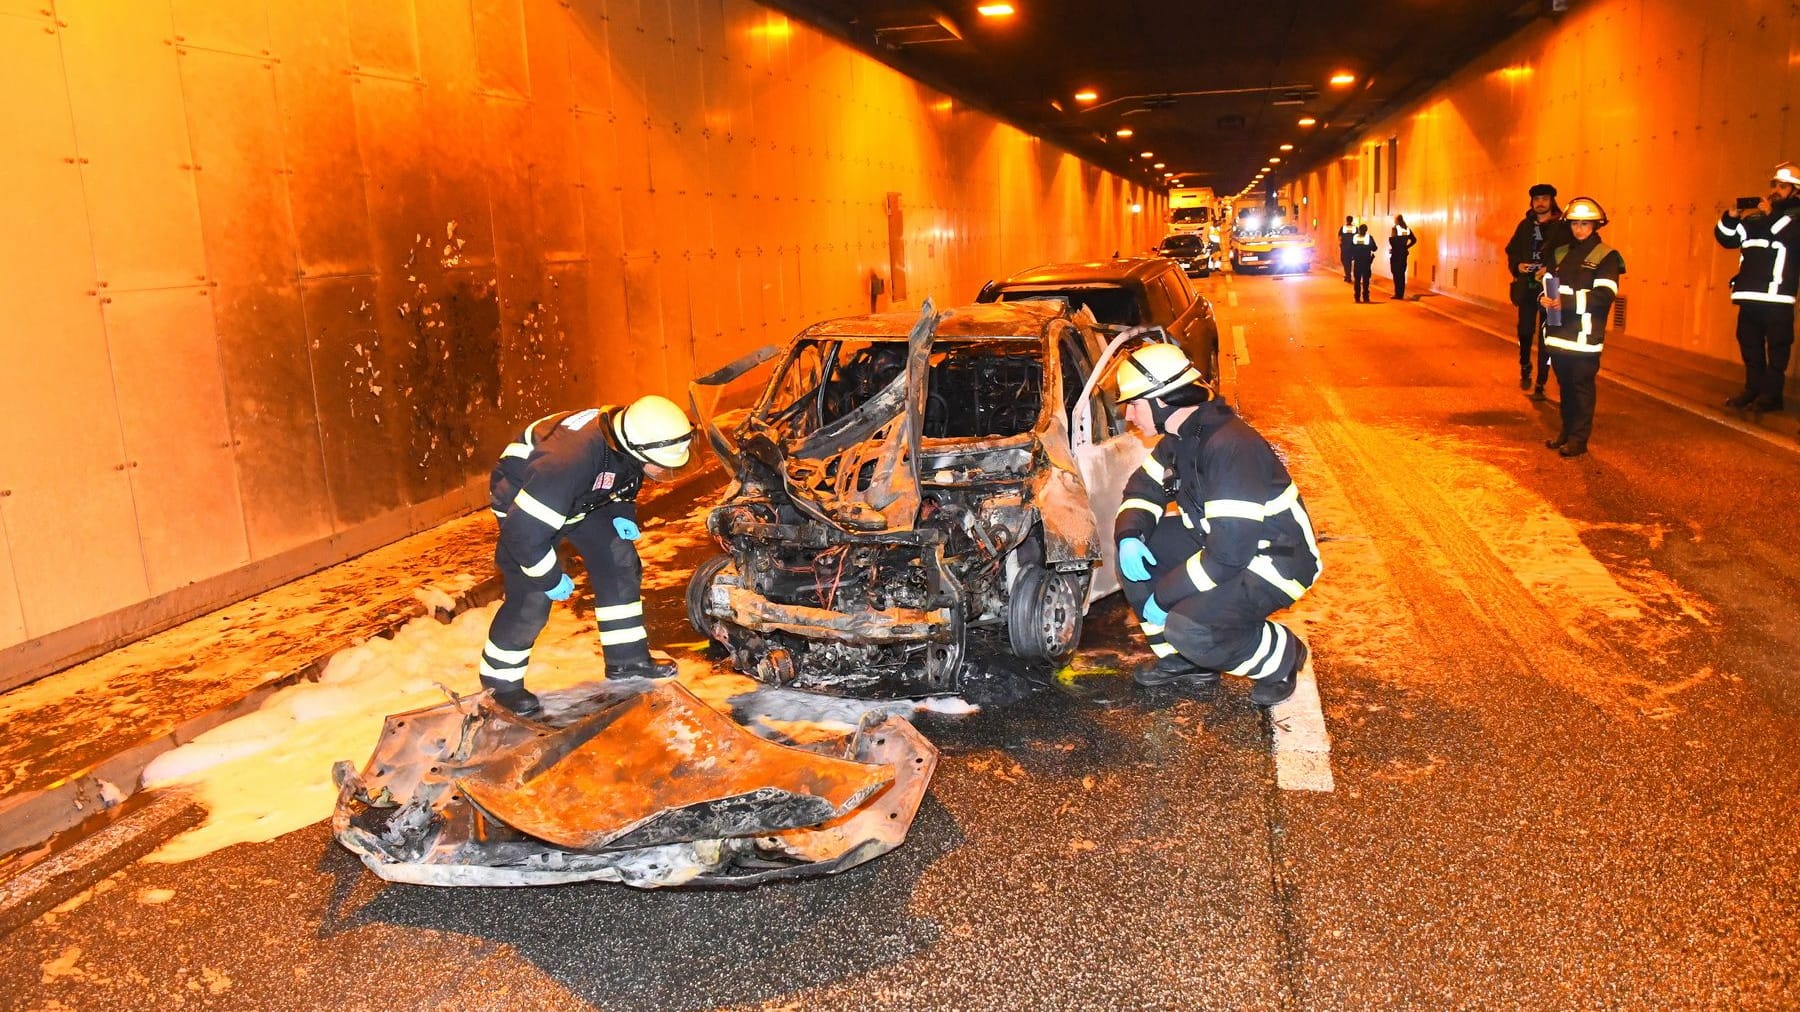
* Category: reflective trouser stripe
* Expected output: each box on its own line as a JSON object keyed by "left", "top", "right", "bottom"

{"left": 480, "top": 659, "right": 527, "bottom": 682}
{"left": 594, "top": 601, "right": 644, "bottom": 622}
{"left": 1185, "top": 553, "right": 1217, "bottom": 592}
{"left": 1733, "top": 291, "right": 1797, "bottom": 303}
{"left": 483, "top": 640, "right": 532, "bottom": 663}
{"left": 521, "top": 546, "right": 558, "bottom": 577}
{"left": 512, "top": 489, "right": 568, "bottom": 529}
{"left": 1248, "top": 554, "right": 1307, "bottom": 601}
{"left": 1203, "top": 498, "right": 1265, "bottom": 521}
{"left": 1227, "top": 622, "right": 1289, "bottom": 679}
{"left": 1140, "top": 620, "right": 1178, "bottom": 657}
{"left": 599, "top": 625, "right": 648, "bottom": 646}
{"left": 1543, "top": 335, "right": 1602, "bottom": 353}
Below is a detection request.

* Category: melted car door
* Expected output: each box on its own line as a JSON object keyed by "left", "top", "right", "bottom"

{"left": 1068, "top": 327, "right": 1158, "bottom": 604}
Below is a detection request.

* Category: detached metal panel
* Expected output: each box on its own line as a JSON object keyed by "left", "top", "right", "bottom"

{"left": 101, "top": 287, "right": 250, "bottom": 593}
{"left": 0, "top": 15, "right": 149, "bottom": 636}
{"left": 57, "top": 0, "right": 210, "bottom": 293}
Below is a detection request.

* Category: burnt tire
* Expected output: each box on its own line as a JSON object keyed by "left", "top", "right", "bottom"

{"left": 686, "top": 554, "right": 734, "bottom": 644}
{"left": 1007, "top": 567, "right": 1087, "bottom": 664}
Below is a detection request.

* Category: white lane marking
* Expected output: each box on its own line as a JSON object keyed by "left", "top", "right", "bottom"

{"left": 1270, "top": 651, "right": 1333, "bottom": 792}
{"left": 1228, "top": 289, "right": 1240, "bottom": 308}
{"left": 1232, "top": 324, "right": 1250, "bottom": 366}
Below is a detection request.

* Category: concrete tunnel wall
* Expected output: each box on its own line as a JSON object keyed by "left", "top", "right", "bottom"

{"left": 1287, "top": 0, "right": 1800, "bottom": 389}
{"left": 0, "top": 0, "right": 1161, "bottom": 684}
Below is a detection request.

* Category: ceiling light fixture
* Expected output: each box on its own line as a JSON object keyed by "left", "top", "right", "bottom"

{"left": 1298, "top": 116, "right": 1318, "bottom": 127}
{"left": 1279, "top": 143, "right": 1295, "bottom": 151}
{"left": 1269, "top": 157, "right": 1281, "bottom": 164}
{"left": 1139, "top": 150, "right": 1154, "bottom": 158}
{"left": 977, "top": 3, "right": 1016, "bottom": 16}
{"left": 1115, "top": 127, "right": 1134, "bottom": 138}
{"left": 1329, "top": 72, "right": 1356, "bottom": 86}
{"left": 1153, "top": 162, "right": 1165, "bottom": 169}
{"left": 1074, "top": 89, "right": 1098, "bottom": 103}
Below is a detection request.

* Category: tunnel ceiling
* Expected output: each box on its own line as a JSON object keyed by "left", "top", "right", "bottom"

{"left": 762, "top": 0, "right": 1546, "bottom": 197}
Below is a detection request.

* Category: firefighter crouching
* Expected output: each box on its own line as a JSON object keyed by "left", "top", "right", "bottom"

{"left": 1110, "top": 343, "right": 1322, "bottom": 706}
{"left": 478, "top": 396, "right": 695, "bottom": 715}
{"left": 1714, "top": 161, "right": 1800, "bottom": 413}
{"left": 1539, "top": 197, "right": 1625, "bottom": 458}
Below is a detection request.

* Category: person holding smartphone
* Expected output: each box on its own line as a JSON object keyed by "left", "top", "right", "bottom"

{"left": 1538, "top": 198, "right": 1624, "bottom": 458}
{"left": 1714, "top": 162, "right": 1800, "bottom": 413}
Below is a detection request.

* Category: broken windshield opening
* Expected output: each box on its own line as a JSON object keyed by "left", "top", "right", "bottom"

{"left": 761, "top": 338, "right": 1046, "bottom": 442}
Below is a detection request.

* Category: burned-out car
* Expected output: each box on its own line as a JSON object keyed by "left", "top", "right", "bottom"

{"left": 687, "top": 300, "right": 1158, "bottom": 697}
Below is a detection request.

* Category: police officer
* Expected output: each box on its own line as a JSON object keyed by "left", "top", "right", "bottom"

{"left": 1389, "top": 214, "right": 1418, "bottom": 300}
{"left": 1338, "top": 215, "right": 1357, "bottom": 282}
{"left": 1350, "top": 224, "right": 1379, "bottom": 303}
{"left": 1539, "top": 198, "right": 1625, "bottom": 458}
{"left": 478, "top": 395, "right": 695, "bottom": 714}
{"left": 1110, "top": 343, "right": 1322, "bottom": 706}
{"left": 1714, "top": 161, "right": 1800, "bottom": 412}
{"left": 1505, "top": 183, "right": 1572, "bottom": 398}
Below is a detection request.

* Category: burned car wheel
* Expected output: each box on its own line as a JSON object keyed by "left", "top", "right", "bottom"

{"left": 687, "top": 554, "right": 734, "bottom": 646}
{"left": 1008, "top": 567, "right": 1088, "bottom": 663}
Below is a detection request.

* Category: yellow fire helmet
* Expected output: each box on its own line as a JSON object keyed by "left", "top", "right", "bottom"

{"left": 1563, "top": 196, "right": 1608, "bottom": 227}
{"left": 612, "top": 394, "right": 694, "bottom": 468}
{"left": 1114, "top": 342, "right": 1202, "bottom": 403}
{"left": 1774, "top": 162, "right": 1800, "bottom": 187}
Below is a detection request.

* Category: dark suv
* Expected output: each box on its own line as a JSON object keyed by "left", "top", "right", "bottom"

{"left": 974, "top": 257, "right": 1221, "bottom": 384}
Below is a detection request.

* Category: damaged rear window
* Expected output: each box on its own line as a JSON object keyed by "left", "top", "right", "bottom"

{"left": 994, "top": 287, "right": 1141, "bottom": 327}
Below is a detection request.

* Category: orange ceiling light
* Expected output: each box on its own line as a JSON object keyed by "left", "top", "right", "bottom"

{"left": 1074, "top": 89, "right": 1099, "bottom": 103}
{"left": 1139, "top": 150, "right": 1154, "bottom": 158}
{"left": 977, "top": 3, "right": 1016, "bottom": 16}
{"left": 1152, "top": 162, "right": 1165, "bottom": 169}
{"left": 1115, "top": 127, "right": 1134, "bottom": 138}
{"left": 1269, "top": 157, "right": 1281, "bottom": 163}
{"left": 1298, "top": 116, "right": 1318, "bottom": 127}
{"left": 1279, "top": 143, "right": 1295, "bottom": 151}
{"left": 1329, "top": 71, "right": 1356, "bottom": 86}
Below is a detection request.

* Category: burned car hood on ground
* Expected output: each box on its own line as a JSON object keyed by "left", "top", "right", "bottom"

{"left": 332, "top": 680, "right": 937, "bottom": 888}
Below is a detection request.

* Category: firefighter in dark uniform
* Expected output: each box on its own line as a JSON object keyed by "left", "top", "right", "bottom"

{"left": 1539, "top": 197, "right": 1624, "bottom": 458}
{"left": 1389, "top": 214, "right": 1418, "bottom": 300}
{"left": 1338, "top": 216, "right": 1357, "bottom": 282}
{"left": 1505, "top": 183, "right": 1572, "bottom": 398}
{"left": 1110, "top": 343, "right": 1323, "bottom": 706}
{"left": 1350, "top": 224, "right": 1379, "bottom": 303}
{"left": 1714, "top": 161, "right": 1800, "bottom": 412}
{"left": 478, "top": 395, "right": 695, "bottom": 714}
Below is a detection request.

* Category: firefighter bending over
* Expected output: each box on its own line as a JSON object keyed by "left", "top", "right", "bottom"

{"left": 478, "top": 396, "right": 695, "bottom": 715}
{"left": 1111, "top": 344, "right": 1322, "bottom": 706}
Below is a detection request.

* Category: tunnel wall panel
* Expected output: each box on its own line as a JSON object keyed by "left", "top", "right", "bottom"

{"left": 1297, "top": 0, "right": 1800, "bottom": 370}
{"left": 0, "top": 0, "right": 1156, "bottom": 679}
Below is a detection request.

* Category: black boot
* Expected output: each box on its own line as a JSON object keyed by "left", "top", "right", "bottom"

{"left": 481, "top": 676, "right": 542, "bottom": 717}
{"left": 1529, "top": 385, "right": 1547, "bottom": 401}
{"left": 608, "top": 657, "right": 678, "bottom": 680}
{"left": 1251, "top": 640, "right": 1307, "bottom": 707}
{"left": 1752, "top": 394, "right": 1785, "bottom": 412}
{"left": 1558, "top": 442, "right": 1587, "bottom": 458}
{"left": 1133, "top": 654, "right": 1220, "bottom": 689}
{"left": 1545, "top": 436, "right": 1567, "bottom": 449}
{"left": 1519, "top": 375, "right": 1532, "bottom": 391}
{"left": 1725, "top": 389, "right": 1757, "bottom": 409}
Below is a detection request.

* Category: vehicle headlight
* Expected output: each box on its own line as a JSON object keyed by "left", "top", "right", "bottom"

{"left": 1279, "top": 247, "right": 1307, "bottom": 264}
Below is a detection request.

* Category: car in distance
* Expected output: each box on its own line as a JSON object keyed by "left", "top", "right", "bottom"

{"left": 1230, "top": 220, "right": 1316, "bottom": 275}
{"left": 1155, "top": 233, "right": 1212, "bottom": 278}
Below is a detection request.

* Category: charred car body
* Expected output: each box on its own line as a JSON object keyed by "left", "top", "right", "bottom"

{"left": 688, "top": 300, "right": 1154, "bottom": 697}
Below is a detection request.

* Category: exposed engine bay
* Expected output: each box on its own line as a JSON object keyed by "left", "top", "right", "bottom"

{"left": 687, "top": 301, "right": 1107, "bottom": 696}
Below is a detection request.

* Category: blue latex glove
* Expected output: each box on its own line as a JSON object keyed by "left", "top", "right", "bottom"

{"left": 1118, "top": 537, "right": 1157, "bottom": 582}
{"left": 545, "top": 573, "right": 575, "bottom": 601}
{"left": 1140, "top": 595, "right": 1167, "bottom": 627}
{"left": 612, "top": 516, "right": 640, "bottom": 541}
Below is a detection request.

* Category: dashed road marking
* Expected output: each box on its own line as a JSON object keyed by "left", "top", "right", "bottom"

{"left": 1228, "top": 289, "right": 1240, "bottom": 308}
{"left": 1270, "top": 653, "right": 1333, "bottom": 791}
{"left": 1232, "top": 324, "right": 1250, "bottom": 366}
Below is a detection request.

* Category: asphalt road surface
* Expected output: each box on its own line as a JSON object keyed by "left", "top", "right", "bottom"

{"left": 7, "top": 269, "right": 1800, "bottom": 1010}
